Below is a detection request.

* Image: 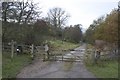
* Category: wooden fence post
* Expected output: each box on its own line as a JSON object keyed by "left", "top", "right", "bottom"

{"left": 43, "top": 54, "right": 45, "bottom": 61}
{"left": 30, "top": 44, "right": 34, "bottom": 59}
{"left": 62, "top": 53, "right": 63, "bottom": 61}
{"left": 91, "top": 49, "right": 96, "bottom": 65}
{"left": 11, "top": 40, "right": 15, "bottom": 58}
{"left": 55, "top": 53, "right": 56, "bottom": 61}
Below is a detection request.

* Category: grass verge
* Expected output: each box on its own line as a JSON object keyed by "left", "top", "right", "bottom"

{"left": 85, "top": 59, "right": 118, "bottom": 78}
{"left": 2, "top": 51, "right": 32, "bottom": 78}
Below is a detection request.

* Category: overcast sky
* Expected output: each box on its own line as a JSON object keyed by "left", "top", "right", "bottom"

{"left": 33, "top": 0, "right": 118, "bottom": 31}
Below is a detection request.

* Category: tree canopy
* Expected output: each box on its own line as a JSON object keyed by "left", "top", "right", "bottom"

{"left": 85, "top": 9, "right": 118, "bottom": 45}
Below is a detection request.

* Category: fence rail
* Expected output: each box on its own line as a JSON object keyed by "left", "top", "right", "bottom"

{"left": 2, "top": 45, "right": 30, "bottom": 52}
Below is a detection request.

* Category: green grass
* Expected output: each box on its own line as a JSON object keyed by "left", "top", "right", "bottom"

{"left": 49, "top": 40, "right": 79, "bottom": 51}
{"left": 2, "top": 52, "right": 32, "bottom": 78}
{"left": 85, "top": 60, "right": 118, "bottom": 78}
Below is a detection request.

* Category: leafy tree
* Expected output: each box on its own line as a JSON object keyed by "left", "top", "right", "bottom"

{"left": 103, "top": 9, "right": 118, "bottom": 44}
{"left": 85, "top": 9, "right": 118, "bottom": 46}
{"left": 64, "top": 24, "right": 83, "bottom": 43}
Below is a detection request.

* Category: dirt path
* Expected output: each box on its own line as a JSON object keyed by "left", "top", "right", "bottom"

{"left": 17, "top": 44, "right": 96, "bottom": 78}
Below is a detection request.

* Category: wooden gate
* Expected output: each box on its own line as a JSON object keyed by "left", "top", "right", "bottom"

{"left": 42, "top": 50, "right": 83, "bottom": 62}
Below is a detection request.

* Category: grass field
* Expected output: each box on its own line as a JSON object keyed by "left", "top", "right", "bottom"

{"left": 2, "top": 52, "right": 32, "bottom": 78}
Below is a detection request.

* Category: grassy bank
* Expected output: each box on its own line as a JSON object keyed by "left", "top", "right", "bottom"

{"left": 2, "top": 52, "right": 32, "bottom": 78}
{"left": 49, "top": 40, "right": 79, "bottom": 50}
{"left": 85, "top": 60, "right": 118, "bottom": 78}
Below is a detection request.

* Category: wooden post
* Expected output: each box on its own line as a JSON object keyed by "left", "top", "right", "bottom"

{"left": 30, "top": 44, "right": 34, "bottom": 59}
{"left": 55, "top": 54, "right": 56, "bottom": 61}
{"left": 94, "top": 49, "right": 101, "bottom": 64}
{"left": 62, "top": 53, "right": 63, "bottom": 61}
{"left": 11, "top": 40, "right": 15, "bottom": 58}
{"left": 91, "top": 49, "right": 96, "bottom": 65}
{"left": 43, "top": 54, "right": 45, "bottom": 61}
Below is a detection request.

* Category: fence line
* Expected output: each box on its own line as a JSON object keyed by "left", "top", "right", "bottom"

{"left": 85, "top": 48, "right": 118, "bottom": 61}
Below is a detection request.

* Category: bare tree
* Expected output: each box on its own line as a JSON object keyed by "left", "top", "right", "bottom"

{"left": 47, "top": 7, "right": 70, "bottom": 28}
{"left": 2, "top": 1, "right": 42, "bottom": 24}
{"left": 23, "top": 1, "right": 42, "bottom": 24}
{"left": 2, "top": 2, "right": 14, "bottom": 22}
